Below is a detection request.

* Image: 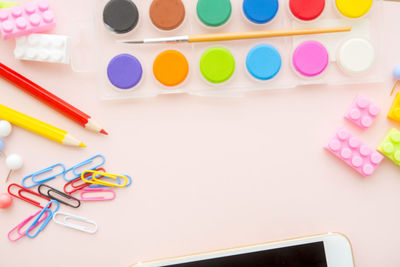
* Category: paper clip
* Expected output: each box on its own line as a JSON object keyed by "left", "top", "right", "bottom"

{"left": 53, "top": 212, "right": 98, "bottom": 234}
{"left": 64, "top": 154, "right": 105, "bottom": 181}
{"left": 8, "top": 183, "right": 51, "bottom": 208}
{"left": 78, "top": 188, "right": 116, "bottom": 201}
{"left": 8, "top": 210, "right": 50, "bottom": 242}
{"left": 89, "top": 174, "right": 132, "bottom": 188}
{"left": 38, "top": 184, "right": 81, "bottom": 208}
{"left": 81, "top": 170, "right": 129, "bottom": 188}
{"left": 63, "top": 168, "right": 106, "bottom": 194}
{"left": 22, "top": 163, "right": 66, "bottom": 188}
{"left": 26, "top": 200, "right": 59, "bottom": 239}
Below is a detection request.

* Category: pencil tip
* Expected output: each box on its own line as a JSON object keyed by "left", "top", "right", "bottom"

{"left": 79, "top": 143, "right": 87, "bottom": 148}
{"left": 100, "top": 129, "right": 108, "bottom": 135}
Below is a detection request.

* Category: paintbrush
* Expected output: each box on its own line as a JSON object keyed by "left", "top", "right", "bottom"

{"left": 120, "top": 26, "right": 351, "bottom": 44}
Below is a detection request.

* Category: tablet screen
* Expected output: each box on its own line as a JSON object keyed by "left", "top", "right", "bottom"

{"left": 162, "top": 242, "right": 327, "bottom": 267}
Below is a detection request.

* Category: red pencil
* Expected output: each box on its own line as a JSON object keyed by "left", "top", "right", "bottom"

{"left": 0, "top": 62, "right": 107, "bottom": 135}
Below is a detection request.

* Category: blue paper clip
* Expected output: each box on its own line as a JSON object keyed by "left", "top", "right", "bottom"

{"left": 89, "top": 174, "right": 132, "bottom": 188}
{"left": 26, "top": 200, "right": 60, "bottom": 239}
{"left": 22, "top": 164, "right": 66, "bottom": 189}
{"left": 64, "top": 154, "right": 106, "bottom": 182}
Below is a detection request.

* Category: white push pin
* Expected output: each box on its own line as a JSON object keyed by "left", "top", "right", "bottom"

{"left": 5, "top": 153, "right": 23, "bottom": 182}
{"left": 0, "top": 120, "right": 12, "bottom": 138}
{"left": 0, "top": 120, "right": 11, "bottom": 155}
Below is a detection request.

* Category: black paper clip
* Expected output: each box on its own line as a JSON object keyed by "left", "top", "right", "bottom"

{"left": 38, "top": 184, "right": 81, "bottom": 208}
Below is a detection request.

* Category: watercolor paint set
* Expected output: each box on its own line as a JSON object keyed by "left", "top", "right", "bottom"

{"left": 94, "top": 0, "right": 384, "bottom": 99}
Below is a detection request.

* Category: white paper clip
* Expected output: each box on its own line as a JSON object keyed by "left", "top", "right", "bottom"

{"left": 53, "top": 212, "right": 98, "bottom": 234}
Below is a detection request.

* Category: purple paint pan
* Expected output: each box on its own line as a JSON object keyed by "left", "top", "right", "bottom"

{"left": 107, "top": 54, "right": 143, "bottom": 89}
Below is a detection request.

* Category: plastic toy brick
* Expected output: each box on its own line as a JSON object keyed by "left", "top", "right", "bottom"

{"left": 388, "top": 93, "right": 400, "bottom": 123}
{"left": 14, "top": 34, "right": 70, "bottom": 64}
{"left": 0, "top": 0, "right": 56, "bottom": 40}
{"left": 377, "top": 128, "right": 400, "bottom": 166}
{"left": 325, "top": 127, "right": 384, "bottom": 177}
{"left": 345, "top": 94, "right": 380, "bottom": 129}
{"left": 0, "top": 2, "right": 19, "bottom": 9}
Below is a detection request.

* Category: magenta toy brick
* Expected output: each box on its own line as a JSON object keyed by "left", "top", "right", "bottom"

{"left": 0, "top": 0, "right": 55, "bottom": 40}
{"left": 325, "top": 128, "right": 383, "bottom": 177}
{"left": 345, "top": 94, "right": 380, "bottom": 129}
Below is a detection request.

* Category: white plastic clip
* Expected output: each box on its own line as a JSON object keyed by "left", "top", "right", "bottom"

{"left": 53, "top": 212, "right": 97, "bottom": 234}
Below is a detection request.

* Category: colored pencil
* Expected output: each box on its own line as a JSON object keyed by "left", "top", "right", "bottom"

{"left": 0, "top": 62, "right": 107, "bottom": 135}
{"left": 121, "top": 26, "right": 352, "bottom": 44}
{"left": 0, "top": 104, "right": 85, "bottom": 147}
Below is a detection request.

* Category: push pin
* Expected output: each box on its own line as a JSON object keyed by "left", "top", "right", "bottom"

{"left": 0, "top": 192, "right": 12, "bottom": 209}
{"left": 0, "top": 120, "right": 23, "bottom": 181}
{"left": 5, "top": 154, "right": 23, "bottom": 181}
{"left": 391, "top": 64, "right": 400, "bottom": 95}
{"left": 0, "top": 120, "right": 12, "bottom": 138}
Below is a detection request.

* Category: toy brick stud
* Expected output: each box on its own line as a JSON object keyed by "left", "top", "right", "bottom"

{"left": 325, "top": 128, "right": 383, "bottom": 177}
{"left": 14, "top": 34, "right": 70, "bottom": 64}
{"left": 0, "top": 0, "right": 56, "bottom": 40}
{"left": 345, "top": 94, "right": 380, "bottom": 129}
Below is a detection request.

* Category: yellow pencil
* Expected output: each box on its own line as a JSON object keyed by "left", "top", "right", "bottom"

{"left": 0, "top": 104, "right": 85, "bottom": 147}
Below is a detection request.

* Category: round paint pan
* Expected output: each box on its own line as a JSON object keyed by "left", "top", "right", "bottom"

{"left": 335, "top": 0, "right": 373, "bottom": 19}
{"left": 337, "top": 38, "right": 375, "bottom": 75}
{"left": 246, "top": 44, "right": 282, "bottom": 81}
{"left": 196, "top": 0, "right": 232, "bottom": 28}
{"left": 107, "top": 54, "right": 143, "bottom": 90}
{"left": 103, "top": 0, "right": 139, "bottom": 34}
{"left": 292, "top": 40, "right": 329, "bottom": 77}
{"left": 149, "top": 0, "right": 186, "bottom": 31}
{"left": 199, "top": 47, "right": 235, "bottom": 84}
{"left": 153, "top": 50, "right": 189, "bottom": 87}
{"left": 289, "top": 0, "right": 325, "bottom": 21}
{"left": 242, "top": 0, "right": 279, "bottom": 24}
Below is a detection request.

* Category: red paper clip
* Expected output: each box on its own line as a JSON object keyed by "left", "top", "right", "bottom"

{"left": 8, "top": 183, "right": 51, "bottom": 208}
{"left": 63, "top": 168, "right": 106, "bottom": 194}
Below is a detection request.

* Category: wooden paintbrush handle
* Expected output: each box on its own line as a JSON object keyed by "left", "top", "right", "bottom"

{"left": 188, "top": 26, "right": 351, "bottom": 43}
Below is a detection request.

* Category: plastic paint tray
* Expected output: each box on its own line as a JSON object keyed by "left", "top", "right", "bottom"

{"left": 94, "top": 0, "right": 384, "bottom": 99}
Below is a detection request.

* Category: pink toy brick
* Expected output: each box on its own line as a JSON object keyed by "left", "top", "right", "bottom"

{"left": 345, "top": 94, "right": 380, "bottom": 129}
{"left": 325, "top": 128, "right": 383, "bottom": 177}
{"left": 0, "top": 0, "right": 55, "bottom": 40}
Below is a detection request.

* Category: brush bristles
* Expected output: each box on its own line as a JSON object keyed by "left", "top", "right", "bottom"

{"left": 118, "top": 40, "right": 144, "bottom": 44}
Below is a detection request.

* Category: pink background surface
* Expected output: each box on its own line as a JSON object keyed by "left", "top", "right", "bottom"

{"left": 1, "top": 1, "right": 400, "bottom": 266}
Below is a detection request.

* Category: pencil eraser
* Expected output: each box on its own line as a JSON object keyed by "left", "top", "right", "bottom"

{"left": 325, "top": 128, "right": 383, "bottom": 177}
{"left": 0, "top": 0, "right": 56, "bottom": 40}
{"left": 14, "top": 34, "right": 70, "bottom": 64}
{"left": 345, "top": 94, "right": 380, "bottom": 129}
{"left": 377, "top": 128, "right": 400, "bottom": 167}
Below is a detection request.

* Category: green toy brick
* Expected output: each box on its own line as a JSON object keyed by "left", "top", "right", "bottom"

{"left": 377, "top": 128, "right": 400, "bottom": 166}
{"left": 0, "top": 1, "right": 19, "bottom": 9}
